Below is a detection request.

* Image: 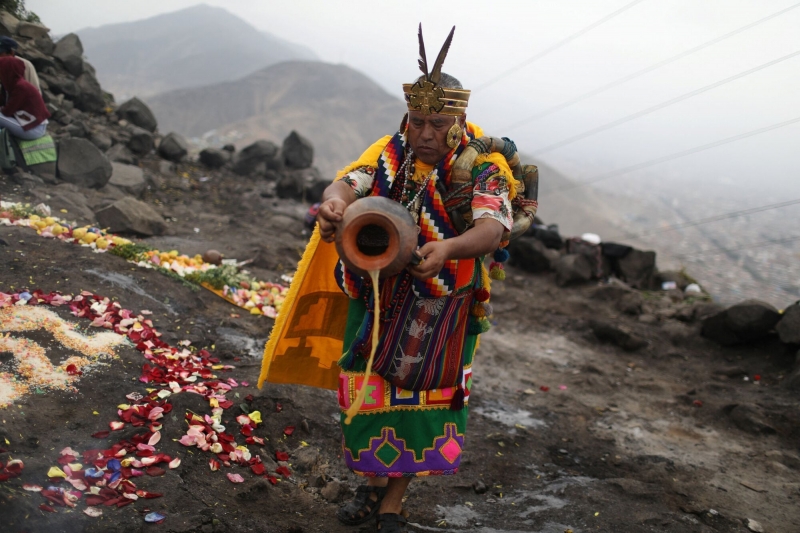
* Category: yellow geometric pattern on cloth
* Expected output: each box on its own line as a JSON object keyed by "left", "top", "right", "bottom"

{"left": 257, "top": 122, "right": 510, "bottom": 391}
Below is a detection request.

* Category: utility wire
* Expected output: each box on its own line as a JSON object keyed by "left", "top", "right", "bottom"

{"left": 503, "top": 2, "right": 800, "bottom": 131}
{"left": 668, "top": 235, "right": 800, "bottom": 259}
{"left": 530, "top": 50, "right": 800, "bottom": 156}
{"left": 475, "top": 0, "right": 647, "bottom": 92}
{"left": 540, "top": 116, "right": 800, "bottom": 195}
{"left": 606, "top": 197, "right": 800, "bottom": 241}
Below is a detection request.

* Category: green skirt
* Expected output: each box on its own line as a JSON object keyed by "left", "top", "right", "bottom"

{"left": 337, "top": 298, "right": 476, "bottom": 477}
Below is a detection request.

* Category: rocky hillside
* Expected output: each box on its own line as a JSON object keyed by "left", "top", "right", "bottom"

{"left": 145, "top": 60, "right": 406, "bottom": 178}
{"left": 76, "top": 4, "right": 316, "bottom": 100}
{"left": 1, "top": 10, "right": 799, "bottom": 533}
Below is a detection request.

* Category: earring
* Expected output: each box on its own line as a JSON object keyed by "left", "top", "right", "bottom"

{"left": 446, "top": 123, "right": 462, "bottom": 148}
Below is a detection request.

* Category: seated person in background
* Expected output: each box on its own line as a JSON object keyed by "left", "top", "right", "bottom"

{"left": 0, "top": 56, "right": 49, "bottom": 140}
{"left": 0, "top": 36, "right": 40, "bottom": 93}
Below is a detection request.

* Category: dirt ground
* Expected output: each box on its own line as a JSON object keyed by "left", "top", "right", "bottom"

{"left": 1, "top": 165, "right": 799, "bottom": 533}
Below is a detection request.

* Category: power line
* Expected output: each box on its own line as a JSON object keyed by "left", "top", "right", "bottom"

{"left": 668, "top": 235, "right": 800, "bottom": 260}
{"left": 605, "top": 197, "right": 800, "bottom": 241}
{"left": 503, "top": 2, "right": 800, "bottom": 131}
{"left": 530, "top": 50, "right": 800, "bottom": 156}
{"left": 475, "top": 0, "right": 647, "bottom": 92}
{"left": 540, "top": 116, "right": 800, "bottom": 195}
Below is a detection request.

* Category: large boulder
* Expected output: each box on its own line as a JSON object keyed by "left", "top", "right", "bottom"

{"left": 31, "top": 184, "right": 94, "bottom": 223}
{"left": 776, "top": 303, "right": 800, "bottom": 345}
{"left": 589, "top": 320, "right": 648, "bottom": 351}
{"left": 282, "top": 130, "right": 314, "bottom": 169}
{"left": 53, "top": 33, "right": 84, "bottom": 77}
{"left": 74, "top": 71, "right": 105, "bottom": 112}
{"left": 553, "top": 254, "right": 593, "bottom": 286}
{"left": 701, "top": 300, "right": 782, "bottom": 346}
{"left": 616, "top": 249, "right": 656, "bottom": 289}
{"left": 508, "top": 237, "right": 559, "bottom": 273}
{"left": 157, "top": 132, "right": 189, "bottom": 162}
{"left": 127, "top": 126, "right": 154, "bottom": 155}
{"left": 0, "top": 11, "right": 19, "bottom": 36}
{"left": 39, "top": 73, "right": 79, "bottom": 99}
{"left": 95, "top": 197, "right": 166, "bottom": 236}
{"left": 116, "top": 97, "right": 157, "bottom": 132}
{"left": 232, "top": 140, "right": 279, "bottom": 176}
{"left": 17, "top": 21, "right": 50, "bottom": 39}
{"left": 57, "top": 138, "right": 112, "bottom": 189}
{"left": 108, "top": 163, "right": 147, "bottom": 198}
{"left": 276, "top": 167, "right": 322, "bottom": 201}
{"left": 199, "top": 147, "right": 229, "bottom": 169}
{"left": 105, "top": 144, "right": 136, "bottom": 165}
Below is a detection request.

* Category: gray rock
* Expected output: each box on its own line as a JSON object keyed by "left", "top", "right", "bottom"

{"left": 57, "top": 138, "right": 112, "bottom": 189}
{"left": 108, "top": 163, "right": 147, "bottom": 198}
{"left": 85, "top": 184, "right": 128, "bottom": 211}
{"left": 508, "top": 237, "right": 554, "bottom": 273}
{"left": 94, "top": 197, "right": 166, "bottom": 236}
{"left": 53, "top": 33, "right": 84, "bottom": 77}
{"left": 0, "top": 11, "right": 19, "bottom": 36}
{"left": 320, "top": 480, "right": 351, "bottom": 503}
{"left": 199, "top": 147, "right": 229, "bottom": 169}
{"left": 617, "top": 249, "right": 657, "bottom": 289}
{"left": 34, "top": 35, "right": 56, "bottom": 56}
{"left": 31, "top": 184, "right": 94, "bottom": 223}
{"left": 105, "top": 143, "right": 136, "bottom": 165}
{"left": 276, "top": 167, "right": 321, "bottom": 201}
{"left": 291, "top": 447, "right": 321, "bottom": 473}
{"left": 39, "top": 73, "right": 79, "bottom": 99}
{"left": 89, "top": 131, "right": 112, "bottom": 152}
{"left": 232, "top": 140, "right": 279, "bottom": 176}
{"left": 222, "top": 144, "right": 236, "bottom": 152}
{"left": 157, "top": 132, "right": 189, "bottom": 162}
{"left": 675, "top": 301, "right": 723, "bottom": 323}
{"left": 74, "top": 71, "right": 105, "bottom": 112}
{"left": 589, "top": 320, "right": 648, "bottom": 351}
{"left": 23, "top": 48, "right": 56, "bottom": 73}
{"left": 784, "top": 351, "right": 800, "bottom": 391}
{"left": 127, "top": 126, "right": 154, "bottom": 155}
{"left": 728, "top": 404, "right": 776, "bottom": 435}
{"left": 116, "top": 97, "right": 157, "bottom": 132}
{"left": 701, "top": 300, "right": 781, "bottom": 345}
{"left": 282, "top": 130, "right": 314, "bottom": 169}
{"left": 10, "top": 170, "right": 43, "bottom": 190}
{"left": 64, "top": 120, "right": 88, "bottom": 138}
{"left": 305, "top": 179, "right": 329, "bottom": 204}
{"left": 17, "top": 21, "right": 50, "bottom": 39}
{"left": 553, "top": 254, "right": 593, "bottom": 286}
{"left": 590, "top": 278, "right": 634, "bottom": 301}
{"left": 776, "top": 302, "right": 800, "bottom": 344}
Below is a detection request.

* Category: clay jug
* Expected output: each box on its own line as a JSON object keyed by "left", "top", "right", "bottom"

{"left": 335, "top": 196, "right": 419, "bottom": 278}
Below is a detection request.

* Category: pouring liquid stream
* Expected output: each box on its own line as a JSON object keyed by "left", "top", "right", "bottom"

{"left": 344, "top": 268, "right": 381, "bottom": 425}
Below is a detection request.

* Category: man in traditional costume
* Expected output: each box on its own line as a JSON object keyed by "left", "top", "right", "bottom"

{"left": 259, "top": 25, "right": 537, "bottom": 533}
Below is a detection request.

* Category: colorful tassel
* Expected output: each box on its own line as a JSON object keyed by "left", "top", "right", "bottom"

{"left": 471, "top": 303, "right": 486, "bottom": 318}
{"left": 493, "top": 247, "right": 510, "bottom": 263}
{"left": 449, "top": 385, "right": 465, "bottom": 411}
{"left": 490, "top": 263, "right": 505, "bottom": 281}
{"left": 482, "top": 303, "right": 493, "bottom": 317}
{"left": 474, "top": 288, "right": 490, "bottom": 302}
{"left": 468, "top": 316, "right": 492, "bottom": 335}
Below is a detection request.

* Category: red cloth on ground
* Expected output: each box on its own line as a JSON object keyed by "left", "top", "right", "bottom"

{"left": 0, "top": 56, "right": 49, "bottom": 130}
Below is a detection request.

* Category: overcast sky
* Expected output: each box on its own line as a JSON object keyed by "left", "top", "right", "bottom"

{"left": 29, "top": 0, "right": 800, "bottom": 203}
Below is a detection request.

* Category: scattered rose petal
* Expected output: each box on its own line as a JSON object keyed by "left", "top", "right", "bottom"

{"left": 39, "top": 504, "right": 57, "bottom": 513}
{"left": 283, "top": 426, "right": 295, "bottom": 436}
{"left": 148, "top": 431, "right": 161, "bottom": 446}
{"left": 540, "top": 386, "right": 550, "bottom": 392}
{"left": 693, "top": 399, "right": 704, "bottom": 407}
{"left": 169, "top": 457, "right": 181, "bottom": 469}
{"left": 84, "top": 507, "right": 103, "bottom": 517}
{"left": 227, "top": 473, "right": 244, "bottom": 483}
{"left": 91, "top": 430, "right": 110, "bottom": 439}
{"left": 47, "top": 466, "right": 67, "bottom": 479}
{"left": 275, "top": 465, "right": 291, "bottom": 478}
{"left": 109, "top": 421, "right": 125, "bottom": 431}
{"left": 23, "top": 484, "right": 43, "bottom": 492}
{"left": 275, "top": 451, "right": 289, "bottom": 462}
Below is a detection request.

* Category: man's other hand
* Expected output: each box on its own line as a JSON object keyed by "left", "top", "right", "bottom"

{"left": 317, "top": 198, "right": 347, "bottom": 243}
{"left": 408, "top": 240, "right": 451, "bottom": 280}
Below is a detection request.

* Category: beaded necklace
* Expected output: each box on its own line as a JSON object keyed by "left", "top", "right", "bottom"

{"left": 392, "top": 149, "right": 436, "bottom": 225}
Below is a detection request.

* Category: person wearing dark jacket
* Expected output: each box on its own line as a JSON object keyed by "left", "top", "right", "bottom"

{"left": 0, "top": 55, "right": 50, "bottom": 140}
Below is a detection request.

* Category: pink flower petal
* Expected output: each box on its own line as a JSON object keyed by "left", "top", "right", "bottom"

{"left": 226, "top": 473, "right": 244, "bottom": 483}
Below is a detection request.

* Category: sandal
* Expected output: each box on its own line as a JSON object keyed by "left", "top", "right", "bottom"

{"left": 337, "top": 484, "right": 388, "bottom": 526}
{"left": 376, "top": 513, "right": 409, "bottom": 532}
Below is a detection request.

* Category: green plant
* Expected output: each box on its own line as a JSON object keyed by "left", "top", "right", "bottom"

{"left": 108, "top": 242, "right": 153, "bottom": 262}
{"left": 186, "top": 264, "right": 250, "bottom": 290}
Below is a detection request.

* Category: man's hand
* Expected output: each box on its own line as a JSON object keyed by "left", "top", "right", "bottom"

{"left": 317, "top": 197, "right": 348, "bottom": 243}
{"left": 408, "top": 240, "right": 452, "bottom": 280}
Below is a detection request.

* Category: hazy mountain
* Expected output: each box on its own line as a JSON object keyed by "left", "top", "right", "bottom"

{"left": 146, "top": 60, "right": 406, "bottom": 178}
{"left": 76, "top": 4, "right": 317, "bottom": 100}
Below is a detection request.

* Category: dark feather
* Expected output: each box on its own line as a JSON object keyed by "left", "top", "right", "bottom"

{"left": 430, "top": 26, "right": 455, "bottom": 85}
{"left": 417, "top": 23, "right": 429, "bottom": 79}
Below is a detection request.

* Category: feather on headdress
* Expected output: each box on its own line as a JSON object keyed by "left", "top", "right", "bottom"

{"left": 403, "top": 24, "right": 470, "bottom": 116}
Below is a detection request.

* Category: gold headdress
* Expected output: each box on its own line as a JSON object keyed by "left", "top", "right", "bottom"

{"left": 402, "top": 24, "right": 470, "bottom": 116}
